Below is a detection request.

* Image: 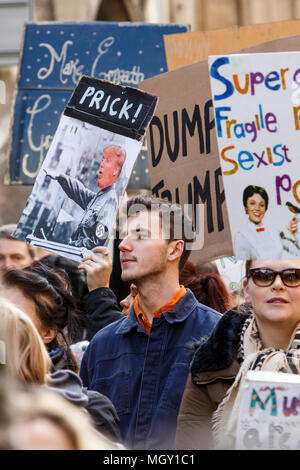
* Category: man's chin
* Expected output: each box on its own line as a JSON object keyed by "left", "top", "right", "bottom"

{"left": 121, "top": 272, "right": 136, "bottom": 283}
{"left": 121, "top": 267, "right": 140, "bottom": 284}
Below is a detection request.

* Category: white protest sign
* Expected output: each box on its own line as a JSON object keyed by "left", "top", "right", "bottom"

{"left": 215, "top": 257, "right": 244, "bottom": 292}
{"left": 236, "top": 370, "right": 300, "bottom": 450}
{"left": 13, "top": 76, "right": 158, "bottom": 262}
{"left": 208, "top": 52, "right": 300, "bottom": 260}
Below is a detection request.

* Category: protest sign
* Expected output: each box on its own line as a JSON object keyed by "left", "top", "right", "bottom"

{"left": 236, "top": 370, "right": 300, "bottom": 450}
{"left": 163, "top": 19, "right": 300, "bottom": 71}
{"left": 13, "top": 76, "right": 158, "bottom": 262}
{"left": 140, "top": 61, "right": 233, "bottom": 265}
{"left": 208, "top": 51, "right": 300, "bottom": 260}
{"left": 7, "top": 21, "right": 188, "bottom": 188}
{"left": 215, "top": 257, "right": 244, "bottom": 293}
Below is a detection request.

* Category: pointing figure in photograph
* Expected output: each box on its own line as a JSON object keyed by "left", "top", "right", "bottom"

{"left": 45, "top": 145, "right": 126, "bottom": 250}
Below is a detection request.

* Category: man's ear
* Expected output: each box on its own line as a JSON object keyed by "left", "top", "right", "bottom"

{"left": 167, "top": 240, "right": 184, "bottom": 262}
{"left": 40, "top": 327, "right": 57, "bottom": 345}
{"left": 243, "top": 279, "right": 252, "bottom": 304}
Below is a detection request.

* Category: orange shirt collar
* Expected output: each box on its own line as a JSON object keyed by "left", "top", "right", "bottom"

{"left": 134, "top": 285, "right": 187, "bottom": 334}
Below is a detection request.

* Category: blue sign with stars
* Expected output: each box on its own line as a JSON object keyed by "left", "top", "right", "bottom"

{"left": 8, "top": 22, "right": 189, "bottom": 186}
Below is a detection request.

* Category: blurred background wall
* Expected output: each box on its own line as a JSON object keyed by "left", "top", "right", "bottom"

{"left": 1, "top": 0, "right": 300, "bottom": 225}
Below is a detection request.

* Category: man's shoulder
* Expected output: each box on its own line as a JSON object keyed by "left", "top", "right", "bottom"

{"left": 182, "top": 289, "right": 221, "bottom": 319}
{"left": 194, "top": 301, "right": 222, "bottom": 320}
{"left": 183, "top": 292, "right": 222, "bottom": 335}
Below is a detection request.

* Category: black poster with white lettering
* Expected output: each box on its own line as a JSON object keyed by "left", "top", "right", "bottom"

{"left": 66, "top": 76, "right": 157, "bottom": 140}
{"left": 13, "top": 76, "right": 157, "bottom": 262}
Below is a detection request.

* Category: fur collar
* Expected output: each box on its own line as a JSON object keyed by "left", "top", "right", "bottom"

{"left": 191, "top": 304, "right": 253, "bottom": 377}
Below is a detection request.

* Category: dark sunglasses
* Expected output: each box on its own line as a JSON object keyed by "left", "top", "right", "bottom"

{"left": 248, "top": 268, "right": 300, "bottom": 287}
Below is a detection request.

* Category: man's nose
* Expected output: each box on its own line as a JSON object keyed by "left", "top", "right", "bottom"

{"left": 119, "top": 236, "right": 132, "bottom": 252}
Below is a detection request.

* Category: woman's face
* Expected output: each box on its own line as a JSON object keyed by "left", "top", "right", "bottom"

{"left": 244, "top": 259, "right": 300, "bottom": 330}
{"left": 246, "top": 193, "right": 266, "bottom": 225}
{"left": 1, "top": 287, "right": 56, "bottom": 344}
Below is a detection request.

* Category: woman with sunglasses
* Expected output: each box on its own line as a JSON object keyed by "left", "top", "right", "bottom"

{"left": 174, "top": 258, "right": 300, "bottom": 450}
{"left": 234, "top": 185, "right": 300, "bottom": 259}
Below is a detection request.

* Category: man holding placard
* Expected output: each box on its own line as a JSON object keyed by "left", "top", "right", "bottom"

{"left": 80, "top": 195, "right": 221, "bottom": 450}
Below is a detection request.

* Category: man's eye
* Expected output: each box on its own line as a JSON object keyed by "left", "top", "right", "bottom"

{"left": 136, "top": 232, "right": 147, "bottom": 240}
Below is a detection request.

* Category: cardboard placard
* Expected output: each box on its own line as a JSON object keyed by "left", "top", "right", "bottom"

{"left": 7, "top": 21, "right": 188, "bottom": 188}
{"left": 163, "top": 19, "right": 300, "bottom": 71}
{"left": 236, "top": 371, "right": 300, "bottom": 450}
{"left": 13, "top": 76, "right": 158, "bottom": 262}
{"left": 140, "top": 62, "right": 234, "bottom": 265}
{"left": 208, "top": 51, "right": 300, "bottom": 260}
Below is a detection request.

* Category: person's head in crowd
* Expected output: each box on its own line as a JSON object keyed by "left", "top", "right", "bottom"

{"left": 179, "top": 261, "right": 233, "bottom": 313}
{"left": 4, "top": 384, "right": 120, "bottom": 450}
{"left": 174, "top": 258, "right": 300, "bottom": 451}
{"left": 243, "top": 258, "right": 300, "bottom": 349}
{"left": 120, "top": 283, "right": 137, "bottom": 316}
{"left": 119, "top": 195, "right": 195, "bottom": 285}
{"left": 97, "top": 145, "right": 126, "bottom": 189}
{"left": 0, "top": 262, "right": 83, "bottom": 372}
{"left": 0, "top": 224, "right": 37, "bottom": 272}
{"left": 0, "top": 298, "right": 51, "bottom": 385}
{"left": 194, "top": 262, "right": 219, "bottom": 275}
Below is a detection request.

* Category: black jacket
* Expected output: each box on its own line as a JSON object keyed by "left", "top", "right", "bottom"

{"left": 191, "top": 305, "right": 251, "bottom": 381}
{"left": 84, "top": 287, "right": 123, "bottom": 341}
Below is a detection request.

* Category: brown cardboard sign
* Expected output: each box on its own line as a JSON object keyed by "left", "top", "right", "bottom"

{"left": 140, "top": 62, "right": 234, "bottom": 266}
{"left": 164, "top": 19, "right": 300, "bottom": 71}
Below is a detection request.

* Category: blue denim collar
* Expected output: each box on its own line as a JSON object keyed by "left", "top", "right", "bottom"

{"left": 115, "top": 289, "right": 198, "bottom": 335}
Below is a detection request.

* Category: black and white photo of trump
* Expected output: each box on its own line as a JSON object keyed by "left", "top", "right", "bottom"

{"left": 44, "top": 144, "right": 126, "bottom": 250}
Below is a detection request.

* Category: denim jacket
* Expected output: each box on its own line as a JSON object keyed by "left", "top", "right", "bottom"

{"left": 80, "top": 289, "right": 220, "bottom": 450}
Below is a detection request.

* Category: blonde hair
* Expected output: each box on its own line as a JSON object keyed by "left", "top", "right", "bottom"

{"left": 0, "top": 298, "right": 51, "bottom": 385}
